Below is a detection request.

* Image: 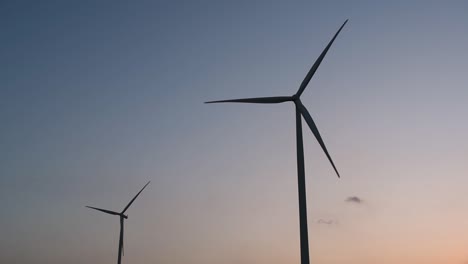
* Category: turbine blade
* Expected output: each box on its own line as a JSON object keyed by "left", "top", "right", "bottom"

{"left": 86, "top": 206, "right": 120, "bottom": 216}
{"left": 205, "top": 96, "right": 292, "bottom": 104}
{"left": 121, "top": 181, "right": 150, "bottom": 214}
{"left": 296, "top": 20, "right": 348, "bottom": 97}
{"left": 296, "top": 101, "right": 340, "bottom": 178}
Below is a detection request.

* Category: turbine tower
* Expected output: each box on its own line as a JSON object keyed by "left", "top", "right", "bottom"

{"left": 86, "top": 181, "right": 150, "bottom": 264}
{"left": 206, "top": 20, "right": 348, "bottom": 264}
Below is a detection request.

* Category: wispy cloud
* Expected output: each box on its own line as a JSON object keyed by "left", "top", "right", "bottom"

{"left": 345, "top": 196, "right": 363, "bottom": 204}
{"left": 317, "top": 219, "right": 337, "bottom": 225}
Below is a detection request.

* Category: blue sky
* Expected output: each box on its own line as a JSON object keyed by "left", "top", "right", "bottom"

{"left": 1, "top": 1, "right": 468, "bottom": 263}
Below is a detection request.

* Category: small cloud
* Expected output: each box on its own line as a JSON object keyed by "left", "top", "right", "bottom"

{"left": 317, "top": 219, "right": 337, "bottom": 225}
{"left": 345, "top": 196, "right": 363, "bottom": 204}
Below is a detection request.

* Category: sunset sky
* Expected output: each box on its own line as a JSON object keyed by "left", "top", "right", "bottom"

{"left": 1, "top": 1, "right": 468, "bottom": 264}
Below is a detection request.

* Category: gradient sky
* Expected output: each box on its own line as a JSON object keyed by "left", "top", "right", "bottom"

{"left": 1, "top": 1, "right": 468, "bottom": 264}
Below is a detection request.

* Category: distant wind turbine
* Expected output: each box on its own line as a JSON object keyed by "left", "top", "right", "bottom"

{"left": 86, "top": 181, "right": 150, "bottom": 264}
{"left": 206, "top": 20, "right": 348, "bottom": 264}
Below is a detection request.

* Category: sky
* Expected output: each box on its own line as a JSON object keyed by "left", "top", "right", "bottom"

{"left": 1, "top": 1, "right": 468, "bottom": 263}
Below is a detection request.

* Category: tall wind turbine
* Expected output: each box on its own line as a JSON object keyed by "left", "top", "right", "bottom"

{"left": 86, "top": 181, "right": 150, "bottom": 264}
{"left": 206, "top": 20, "right": 348, "bottom": 264}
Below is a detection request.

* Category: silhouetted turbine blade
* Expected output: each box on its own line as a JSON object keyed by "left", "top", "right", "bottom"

{"left": 296, "top": 101, "right": 340, "bottom": 178}
{"left": 121, "top": 181, "right": 150, "bottom": 214}
{"left": 295, "top": 19, "right": 348, "bottom": 97}
{"left": 205, "top": 96, "right": 292, "bottom": 104}
{"left": 86, "top": 206, "right": 121, "bottom": 216}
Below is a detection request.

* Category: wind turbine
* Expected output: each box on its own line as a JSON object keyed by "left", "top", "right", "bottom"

{"left": 205, "top": 20, "right": 348, "bottom": 264}
{"left": 86, "top": 181, "right": 150, "bottom": 264}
